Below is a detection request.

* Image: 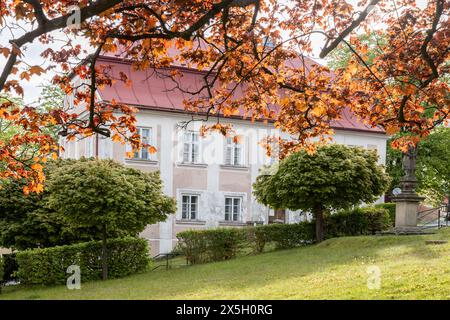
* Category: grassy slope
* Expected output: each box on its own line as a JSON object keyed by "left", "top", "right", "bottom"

{"left": 2, "top": 228, "right": 450, "bottom": 300}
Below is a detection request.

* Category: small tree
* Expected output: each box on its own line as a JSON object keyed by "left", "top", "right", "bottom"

{"left": 46, "top": 159, "right": 176, "bottom": 280}
{"left": 0, "top": 159, "right": 104, "bottom": 250}
{"left": 253, "top": 144, "right": 390, "bottom": 242}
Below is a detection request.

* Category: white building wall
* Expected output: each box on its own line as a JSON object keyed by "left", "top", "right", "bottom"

{"left": 61, "top": 109, "right": 388, "bottom": 256}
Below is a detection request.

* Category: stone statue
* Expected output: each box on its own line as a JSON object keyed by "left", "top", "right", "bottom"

{"left": 394, "top": 143, "right": 425, "bottom": 234}
{"left": 402, "top": 145, "right": 418, "bottom": 180}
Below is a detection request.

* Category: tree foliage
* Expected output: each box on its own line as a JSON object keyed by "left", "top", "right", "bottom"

{"left": 45, "top": 159, "right": 176, "bottom": 279}
{"left": 0, "top": 0, "right": 448, "bottom": 191}
{"left": 387, "top": 127, "right": 450, "bottom": 206}
{"left": 0, "top": 158, "right": 176, "bottom": 254}
{"left": 417, "top": 127, "right": 450, "bottom": 206}
{"left": 0, "top": 159, "right": 101, "bottom": 250}
{"left": 327, "top": 32, "right": 387, "bottom": 70}
{"left": 253, "top": 144, "right": 390, "bottom": 242}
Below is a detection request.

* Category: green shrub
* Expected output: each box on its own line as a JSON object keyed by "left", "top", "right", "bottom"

{"left": 325, "top": 207, "right": 391, "bottom": 238}
{"left": 2, "top": 253, "right": 18, "bottom": 281}
{"left": 177, "top": 228, "right": 246, "bottom": 264}
{"left": 178, "top": 223, "right": 315, "bottom": 262}
{"left": 177, "top": 206, "right": 391, "bottom": 264}
{"left": 374, "top": 203, "right": 396, "bottom": 225}
{"left": 364, "top": 207, "right": 392, "bottom": 234}
{"left": 252, "top": 223, "right": 315, "bottom": 253}
{"left": 0, "top": 256, "right": 3, "bottom": 282}
{"left": 16, "top": 237, "right": 150, "bottom": 285}
{"left": 0, "top": 256, "right": 3, "bottom": 294}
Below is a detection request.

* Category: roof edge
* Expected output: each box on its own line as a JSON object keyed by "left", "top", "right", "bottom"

{"left": 102, "top": 100, "right": 386, "bottom": 135}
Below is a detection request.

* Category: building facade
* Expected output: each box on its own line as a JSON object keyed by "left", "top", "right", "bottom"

{"left": 62, "top": 55, "right": 388, "bottom": 256}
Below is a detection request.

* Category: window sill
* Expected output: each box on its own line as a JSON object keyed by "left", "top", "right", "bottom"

{"left": 125, "top": 159, "right": 159, "bottom": 165}
{"left": 218, "top": 221, "right": 247, "bottom": 227}
{"left": 176, "top": 220, "right": 206, "bottom": 225}
{"left": 220, "top": 165, "right": 249, "bottom": 171}
{"left": 176, "top": 162, "right": 208, "bottom": 168}
{"left": 245, "top": 221, "right": 264, "bottom": 226}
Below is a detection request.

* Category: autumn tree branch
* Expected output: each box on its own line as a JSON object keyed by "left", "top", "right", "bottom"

{"left": 0, "top": 0, "right": 124, "bottom": 91}
{"left": 319, "top": 0, "right": 381, "bottom": 58}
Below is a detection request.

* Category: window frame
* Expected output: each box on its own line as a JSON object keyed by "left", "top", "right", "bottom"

{"left": 224, "top": 196, "right": 242, "bottom": 222}
{"left": 181, "top": 194, "right": 199, "bottom": 220}
{"left": 133, "top": 127, "right": 154, "bottom": 161}
{"left": 224, "top": 137, "right": 243, "bottom": 166}
{"left": 182, "top": 131, "right": 200, "bottom": 164}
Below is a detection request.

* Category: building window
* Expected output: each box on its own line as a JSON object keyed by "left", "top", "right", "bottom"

{"left": 183, "top": 131, "right": 200, "bottom": 163}
{"left": 134, "top": 127, "right": 153, "bottom": 160}
{"left": 225, "top": 197, "right": 241, "bottom": 222}
{"left": 181, "top": 195, "right": 198, "bottom": 220}
{"left": 224, "top": 137, "right": 243, "bottom": 166}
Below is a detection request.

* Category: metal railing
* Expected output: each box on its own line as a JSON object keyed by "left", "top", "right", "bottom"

{"left": 151, "top": 252, "right": 188, "bottom": 271}
{"left": 417, "top": 204, "right": 449, "bottom": 230}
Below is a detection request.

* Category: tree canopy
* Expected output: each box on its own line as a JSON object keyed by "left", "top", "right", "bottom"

{"left": 0, "top": 0, "right": 448, "bottom": 191}
{"left": 253, "top": 144, "right": 390, "bottom": 242}
{"left": 0, "top": 158, "right": 164, "bottom": 250}
{"left": 45, "top": 158, "right": 176, "bottom": 279}
{"left": 0, "top": 177, "right": 99, "bottom": 250}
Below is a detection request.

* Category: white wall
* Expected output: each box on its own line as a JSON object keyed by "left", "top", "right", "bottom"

{"left": 61, "top": 109, "right": 388, "bottom": 254}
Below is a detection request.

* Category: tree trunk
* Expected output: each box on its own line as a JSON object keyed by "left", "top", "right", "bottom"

{"left": 101, "top": 224, "right": 108, "bottom": 280}
{"left": 315, "top": 206, "right": 325, "bottom": 243}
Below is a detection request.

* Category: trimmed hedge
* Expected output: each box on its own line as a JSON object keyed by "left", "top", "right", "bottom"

{"left": 177, "top": 228, "right": 246, "bottom": 264}
{"left": 16, "top": 237, "right": 150, "bottom": 285}
{"left": 251, "top": 222, "right": 315, "bottom": 253}
{"left": 178, "top": 206, "right": 391, "bottom": 264}
{"left": 325, "top": 207, "right": 391, "bottom": 238}
{"left": 374, "top": 202, "right": 396, "bottom": 225}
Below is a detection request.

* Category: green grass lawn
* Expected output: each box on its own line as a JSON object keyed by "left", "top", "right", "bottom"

{"left": 2, "top": 228, "right": 450, "bottom": 300}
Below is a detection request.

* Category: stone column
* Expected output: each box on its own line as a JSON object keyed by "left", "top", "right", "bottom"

{"left": 392, "top": 145, "right": 425, "bottom": 234}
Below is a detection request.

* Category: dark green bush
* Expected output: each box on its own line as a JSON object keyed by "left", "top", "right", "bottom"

{"left": 16, "top": 237, "right": 150, "bottom": 285}
{"left": 177, "top": 228, "right": 246, "bottom": 264}
{"left": 252, "top": 223, "right": 315, "bottom": 253}
{"left": 177, "top": 206, "right": 392, "bottom": 264}
{"left": 2, "top": 253, "right": 18, "bottom": 281}
{"left": 374, "top": 202, "right": 396, "bottom": 225}
{"left": 325, "top": 207, "right": 391, "bottom": 238}
{"left": 0, "top": 256, "right": 3, "bottom": 282}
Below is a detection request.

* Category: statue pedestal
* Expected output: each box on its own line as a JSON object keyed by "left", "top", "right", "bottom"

{"left": 392, "top": 177, "right": 425, "bottom": 234}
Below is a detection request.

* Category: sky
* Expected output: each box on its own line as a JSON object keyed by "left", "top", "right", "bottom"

{"left": 0, "top": 0, "right": 429, "bottom": 105}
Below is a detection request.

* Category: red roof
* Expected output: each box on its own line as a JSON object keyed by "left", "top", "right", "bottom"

{"left": 96, "top": 55, "right": 385, "bottom": 134}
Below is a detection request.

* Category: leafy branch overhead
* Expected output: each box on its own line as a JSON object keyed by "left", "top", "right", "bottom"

{"left": 0, "top": 0, "right": 448, "bottom": 191}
